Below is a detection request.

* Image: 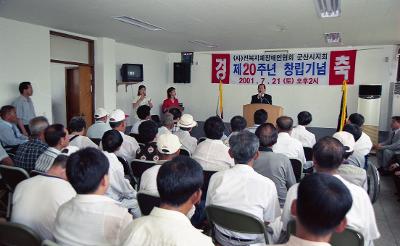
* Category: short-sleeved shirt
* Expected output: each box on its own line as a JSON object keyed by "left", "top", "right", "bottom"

{"left": 291, "top": 125, "right": 316, "bottom": 148}
{"left": 136, "top": 142, "right": 160, "bottom": 161}
{"left": 174, "top": 130, "right": 197, "bottom": 155}
{"left": 68, "top": 135, "right": 98, "bottom": 150}
{"left": 162, "top": 98, "right": 179, "bottom": 112}
{"left": 12, "top": 95, "right": 36, "bottom": 125}
{"left": 273, "top": 132, "right": 306, "bottom": 164}
{"left": 86, "top": 121, "right": 112, "bottom": 139}
{"left": 192, "top": 138, "right": 234, "bottom": 171}
{"left": 34, "top": 147, "right": 61, "bottom": 172}
{"left": 14, "top": 139, "right": 48, "bottom": 172}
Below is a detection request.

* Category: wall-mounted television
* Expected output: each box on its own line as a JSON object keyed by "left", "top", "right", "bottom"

{"left": 120, "top": 64, "right": 143, "bottom": 82}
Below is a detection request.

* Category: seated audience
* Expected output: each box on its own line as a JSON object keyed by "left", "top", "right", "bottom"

{"left": 224, "top": 115, "right": 247, "bottom": 146}
{"left": 157, "top": 112, "right": 174, "bottom": 137}
{"left": 291, "top": 111, "right": 316, "bottom": 148}
{"left": 343, "top": 124, "right": 367, "bottom": 168}
{"left": 347, "top": 113, "right": 373, "bottom": 156}
{"left": 281, "top": 137, "right": 380, "bottom": 246}
{"left": 54, "top": 148, "right": 132, "bottom": 245}
{"left": 273, "top": 116, "right": 306, "bottom": 164}
{"left": 206, "top": 131, "right": 280, "bottom": 245}
{"left": 174, "top": 114, "right": 198, "bottom": 155}
{"left": 192, "top": 116, "right": 234, "bottom": 171}
{"left": 107, "top": 109, "right": 139, "bottom": 164}
{"left": 273, "top": 173, "right": 352, "bottom": 246}
{"left": 0, "top": 105, "right": 28, "bottom": 147}
{"left": 87, "top": 107, "right": 111, "bottom": 139}
{"left": 67, "top": 116, "right": 98, "bottom": 149}
{"left": 254, "top": 123, "right": 296, "bottom": 207}
{"left": 120, "top": 156, "right": 214, "bottom": 246}
{"left": 0, "top": 145, "right": 13, "bottom": 166}
{"left": 246, "top": 109, "right": 268, "bottom": 133}
{"left": 333, "top": 131, "right": 368, "bottom": 190}
{"left": 12, "top": 155, "right": 76, "bottom": 240}
{"left": 168, "top": 107, "right": 182, "bottom": 133}
{"left": 102, "top": 130, "right": 141, "bottom": 217}
{"left": 140, "top": 133, "right": 181, "bottom": 196}
{"left": 136, "top": 120, "right": 160, "bottom": 161}
{"left": 35, "top": 124, "right": 69, "bottom": 172}
{"left": 374, "top": 116, "right": 400, "bottom": 175}
{"left": 130, "top": 105, "right": 151, "bottom": 134}
{"left": 14, "top": 116, "right": 49, "bottom": 172}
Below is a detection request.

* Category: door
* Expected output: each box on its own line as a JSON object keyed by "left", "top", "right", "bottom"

{"left": 66, "top": 66, "right": 94, "bottom": 126}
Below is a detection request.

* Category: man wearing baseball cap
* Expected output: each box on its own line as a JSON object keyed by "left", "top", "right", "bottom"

{"left": 333, "top": 131, "right": 367, "bottom": 190}
{"left": 107, "top": 109, "right": 139, "bottom": 164}
{"left": 174, "top": 114, "right": 198, "bottom": 156}
{"left": 87, "top": 108, "right": 111, "bottom": 139}
{"left": 140, "top": 133, "right": 181, "bottom": 197}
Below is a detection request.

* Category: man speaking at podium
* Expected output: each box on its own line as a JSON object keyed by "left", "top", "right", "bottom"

{"left": 251, "top": 84, "right": 272, "bottom": 104}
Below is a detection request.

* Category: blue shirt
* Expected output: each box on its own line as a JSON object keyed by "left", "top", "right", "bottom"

{"left": 0, "top": 119, "right": 28, "bottom": 147}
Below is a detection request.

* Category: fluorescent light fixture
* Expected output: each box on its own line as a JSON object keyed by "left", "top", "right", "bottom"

{"left": 189, "top": 40, "right": 218, "bottom": 48}
{"left": 113, "top": 16, "right": 165, "bottom": 31}
{"left": 324, "top": 32, "right": 341, "bottom": 43}
{"left": 314, "top": 0, "right": 341, "bottom": 18}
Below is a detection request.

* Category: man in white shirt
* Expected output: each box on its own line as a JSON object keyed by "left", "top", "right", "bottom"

{"left": 224, "top": 115, "right": 247, "bottom": 146}
{"left": 174, "top": 114, "right": 197, "bottom": 155}
{"left": 140, "top": 133, "right": 181, "bottom": 196}
{"left": 193, "top": 116, "right": 234, "bottom": 171}
{"left": 87, "top": 107, "right": 111, "bottom": 139}
{"left": 67, "top": 116, "right": 98, "bottom": 149}
{"left": 206, "top": 131, "right": 281, "bottom": 245}
{"left": 273, "top": 116, "right": 306, "bottom": 164}
{"left": 54, "top": 148, "right": 132, "bottom": 246}
{"left": 120, "top": 156, "right": 214, "bottom": 246}
{"left": 273, "top": 173, "right": 352, "bottom": 246}
{"left": 102, "top": 129, "right": 141, "bottom": 217}
{"left": 291, "top": 111, "right": 316, "bottom": 148}
{"left": 157, "top": 112, "right": 174, "bottom": 137}
{"left": 130, "top": 105, "right": 151, "bottom": 135}
{"left": 35, "top": 124, "right": 69, "bottom": 172}
{"left": 12, "top": 155, "right": 76, "bottom": 240}
{"left": 246, "top": 109, "right": 268, "bottom": 133}
{"left": 281, "top": 137, "right": 380, "bottom": 246}
{"left": 347, "top": 113, "right": 372, "bottom": 156}
{"left": 108, "top": 109, "right": 139, "bottom": 164}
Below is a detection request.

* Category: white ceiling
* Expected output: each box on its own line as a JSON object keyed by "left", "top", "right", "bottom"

{"left": 0, "top": 0, "right": 399, "bottom": 52}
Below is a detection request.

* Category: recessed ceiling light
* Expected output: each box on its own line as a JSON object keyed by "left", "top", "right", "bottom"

{"left": 189, "top": 40, "right": 218, "bottom": 48}
{"left": 324, "top": 32, "right": 341, "bottom": 43}
{"left": 314, "top": 0, "right": 341, "bottom": 18}
{"left": 113, "top": 16, "right": 165, "bottom": 31}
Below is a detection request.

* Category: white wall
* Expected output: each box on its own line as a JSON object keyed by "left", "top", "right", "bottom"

{"left": 115, "top": 43, "right": 169, "bottom": 125}
{"left": 50, "top": 35, "right": 89, "bottom": 64}
{"left": 168, "top": 45, "right": 398, "bottom": 131}
{"left": 0, "top": 17, "right": 52, "bottom": 122}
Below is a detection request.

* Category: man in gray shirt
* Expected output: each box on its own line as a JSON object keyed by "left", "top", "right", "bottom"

{"left": 254, "top": 123, "right": 296, "bottom": 207}
{"left": 12, "top": 82, "right": 36, "bottom": 136}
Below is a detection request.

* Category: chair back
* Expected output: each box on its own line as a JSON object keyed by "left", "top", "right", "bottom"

{"left": 289, "top": 159, "right": 303, "bottom": 182}
{"left": 0, "top": 165, "right": 29, "bottom": 191}
{"left": 206, "top": 205, "right": 269, "bottom": 244}
{"left": 179, "top": 149, "right": 190, "bottom": 156}
{"left": 131, "top": 159, "right": 157, "bottom": 186}
{"left": 201, "top": 170, "right": 217, "bottom": 200}
{"left": 0, "top": 222, "right": 42, "bottom": 246}
{"left": 90, "top": 138, "right": 101, "bottom": 146}
{"left": 30, "top": 170, "right": 45, "bottom": 177}
{"left": 137, "top": 192, "right": 161, "bottom": 216}
{"left": 287, "top": 220, "right": 364, "bottom": 246}
{"left": 367, "top": 162, "right": 380, "bottom": 204}
{"left": 303, "top": 147, "right": 313, "bottom": 161}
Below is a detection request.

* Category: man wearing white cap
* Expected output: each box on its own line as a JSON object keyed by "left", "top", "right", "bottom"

{"left": 140, "top": 133, "right": 181, "bottom": 196}
{"left": 87, "top": 108, "right": 111, "bottom": 139}
{"left": 174, "top": 114, "right": 197, "bottom": 156}
{"left": 107, "top": 109, "right": 139, "bottom": 164}
{"left": 333, "top": 131, "right": 367, "bottom": 190}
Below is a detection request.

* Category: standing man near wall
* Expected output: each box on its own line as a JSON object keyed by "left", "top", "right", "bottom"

{"left": 12, "top": 82, "right": 36, "bottom": 136}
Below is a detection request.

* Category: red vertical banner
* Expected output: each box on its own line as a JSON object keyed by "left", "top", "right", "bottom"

{"left": 329, "top": 50, "right": 357, "bottom": 85}
{"left": 211, "top": 54, "right": 230, "bottom": 84}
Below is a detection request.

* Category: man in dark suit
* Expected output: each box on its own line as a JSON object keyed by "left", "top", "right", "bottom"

{"left": 374, "top": 116, "right": 400, "bottom": 175}
{"left": 251, "top": 84, "right": 272, "bottom": 104}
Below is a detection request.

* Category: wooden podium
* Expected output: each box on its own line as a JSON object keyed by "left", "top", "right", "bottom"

{"left": 243, "top": 104, "right": 284, "bottom": 127}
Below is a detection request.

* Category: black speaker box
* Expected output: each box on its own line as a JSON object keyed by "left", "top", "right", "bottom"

{"left": 174, "top": 63, "right": 191, "bottom": 83}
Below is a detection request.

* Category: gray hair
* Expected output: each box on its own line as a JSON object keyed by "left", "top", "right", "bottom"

{"left": 29, "top": 116, "right": 49, "bottom": 137}
{"left": 162, "top": 112, "right": 174, "bottom": 127}
{"left": 229, "top": 131, "right": 259, "bottom": 164}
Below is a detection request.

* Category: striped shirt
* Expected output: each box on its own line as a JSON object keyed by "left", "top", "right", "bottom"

{"left": 34, "top": 147, "right": 60, "bottom": 172}
{"left": 14, "top": 139, "right": 48, "bottom": 172}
